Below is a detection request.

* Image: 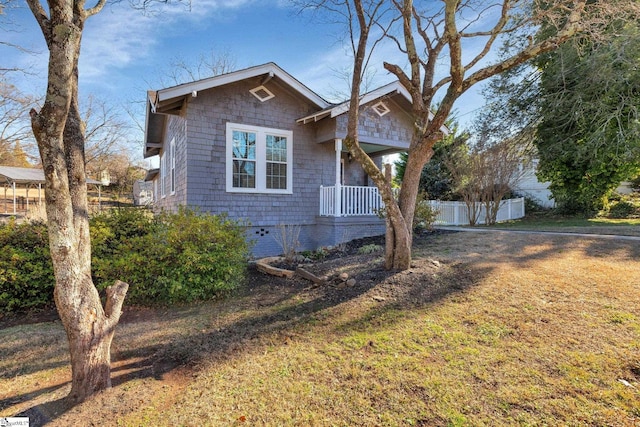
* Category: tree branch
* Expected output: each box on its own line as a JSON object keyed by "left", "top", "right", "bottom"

{"left": 104, "top": 280, "right": 129, "bottom": 322}
{"left": 85, "top": 0, "right": 108, "bottom": 17}
{"left": 462, "top": 0, "right": 510, "bottom": 72}
{"left": 25, "top": 0, "right": 50, "bottom": 38}
{"left": 461, "top": 1, "right": 586, "bottom": 93}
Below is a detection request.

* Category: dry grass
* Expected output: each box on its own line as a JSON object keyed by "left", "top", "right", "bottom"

{"left": 490, "top": 216, "right": 640, "bottom": 237}
{"left": 1, "top": 231, "right": 639, "bottom": 426}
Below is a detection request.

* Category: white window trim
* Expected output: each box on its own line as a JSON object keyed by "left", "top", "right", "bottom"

{"left": 153, "top": 179, "right": 158, "bottom": 203}
{"left": 226, "top": 122, "right": 293, "bottom": 194}
{"left": 160, "top": 152, "right": 166, "bottom": 198}
{"left": 170, "top": 138, "right": 176, "bottom": 195}
{"left": 372, "top": 101, "right": 390, "bottom": 117}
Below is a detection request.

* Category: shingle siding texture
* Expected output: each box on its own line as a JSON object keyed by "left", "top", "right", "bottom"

{"left": 183, "top": 79, "right": 341, "bottom": 256}
{"left": 153, "top": 115, "right": 188, "bottom": 211}
{"left": 150, "top": 78, "right": 405, "bottom": 256}
{"left": 334, "top": 103, "right": 413, "bottom": 148}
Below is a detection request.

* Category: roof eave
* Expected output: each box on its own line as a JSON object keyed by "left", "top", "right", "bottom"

{"left": 297, "top": 81, "right": 451, "bottom": 136}
{"left": 154, "top": 62, "right": 330, "bottom": 110}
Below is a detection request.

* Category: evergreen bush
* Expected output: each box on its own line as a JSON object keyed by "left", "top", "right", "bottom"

{"left": 92, "top": 207, "right": 250, "bottom": 305}
{"left": 0, "top": 219, "right": 54, "bottom": 312}
{"left": 1, "top": 207, "right": 251, "bottom": 312}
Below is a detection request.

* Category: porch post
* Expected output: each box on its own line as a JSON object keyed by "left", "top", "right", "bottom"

{"left": 335, "top": 139, "right": 342, "bottom": 217}
{"left": 12, "top": 181, "right": 16, "bottom": 215}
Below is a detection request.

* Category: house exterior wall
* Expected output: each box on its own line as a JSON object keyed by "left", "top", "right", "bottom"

{"left": 146, "top": 77, "right": 414, "bottom": 257}
{"left": 153, "top": 115, "right": 188, "bottom": 211}
{"left": 341, "top": 154, "right": 385, "bottom": 187}
{"left": 514, "top": 160, "right": 634, "bottom": 209}
{"left": 314, "top": 216, "right": 386, "bottom": 249}
{"left": 179, "top": 79, "right": 346, "bottom": 256}
{"left": 334, "top": 102, "right": 413, "bottom": 149}
{"left": 514, "top": 163, "right": 555, "bottom": 208}
{"left": 312, "top": 98, "right": 413, "bottom": 149}
{"left": 315, "top": 118, "right": 337, "bottom": 144}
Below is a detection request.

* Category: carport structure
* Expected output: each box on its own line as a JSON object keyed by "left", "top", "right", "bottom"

{"left": 0, "top": 165, "right": 104, "bottom": 215}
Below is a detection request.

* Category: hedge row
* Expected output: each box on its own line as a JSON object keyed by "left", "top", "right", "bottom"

{"left": 0, "top": 207, "right": 250, "bottom": 312}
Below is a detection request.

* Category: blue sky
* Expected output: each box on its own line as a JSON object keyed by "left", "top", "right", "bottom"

{"left": 2, "top": 0, "right": 487, "bottom": 162}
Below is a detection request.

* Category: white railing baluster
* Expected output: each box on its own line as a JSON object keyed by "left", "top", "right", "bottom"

{"left": 319, "top": 187, "right": 524, "bottom": 223}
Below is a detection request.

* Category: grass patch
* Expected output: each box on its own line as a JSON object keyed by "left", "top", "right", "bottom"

{"left": 1, "top": 231, "right": 639, "bottom": 425}
{"left": 489, "top": 215, "right": 640, "bottom": 237}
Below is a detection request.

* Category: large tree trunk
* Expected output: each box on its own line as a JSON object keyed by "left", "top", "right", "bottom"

{"left": 384, "top": 211, "right": 412, "bottom": 270}
{"left": 27, "top": 0, "right": 128, "bottom": 403}
{"left": 61, "top": 281, "right": 128, "bottom": 401}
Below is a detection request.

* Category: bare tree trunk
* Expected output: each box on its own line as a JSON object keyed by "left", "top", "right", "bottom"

{"left": 27, "top": 0, "right": 128, "bottom": 403}
{"left": 381, "top": 163, "right": 411, "bottom": 270}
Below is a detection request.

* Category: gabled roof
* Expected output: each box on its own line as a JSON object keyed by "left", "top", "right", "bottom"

{"left": 0, "top": 165, "right": 102, "bottom": 185}
{"left": 296, "top": 81, "right": 408, "bottom": 124}
{"left": 148, "top": 62, "right": 330, "bottom": 115}
{"left": 296, "top": 80, "right": 449, "bottom": 135}
{"left": 144, "top": 63, "right": 449, "bottom": 158}
{"left": 144, "top": 63, "right": 332, "bottom": 158}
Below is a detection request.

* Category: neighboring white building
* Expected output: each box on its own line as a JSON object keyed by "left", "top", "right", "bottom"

{"left": 132, "top": 180, "right": 153, "bottom": 206}
{"left": 513, "top": 159, "right": 635, "bottom": 209}
{"left": 513, "top": 159, "right": 555, "bottom": 208}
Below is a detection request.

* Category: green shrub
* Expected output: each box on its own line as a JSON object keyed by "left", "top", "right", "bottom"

{"left": 413, "top": 191, "right": 439, "bottom": 231}
{"left": 521, "top": 195, "right": 550, "bottom": 214}
{"left": 607, "top": 199, "right": 639, "bottom": 219}
{"left": 1, "top": 207, "right": 251, "bottom": 312}
{"left": 0, "top": 219, "right": 54, "bottom": 312}
{"left": 375, "top": 191, "right": 439, "bottom": 232}
{"left": 92, "top": 207, "right": 251, "bottom": 305}
{"left": 357, "top": 244, "right": 383, "bottom": 255}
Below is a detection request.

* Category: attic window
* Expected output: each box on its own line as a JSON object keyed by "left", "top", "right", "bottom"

{"left": 250, "top": 85, "right": 275, "bottom": 102}
{"left": 372, "top": 101, "right": 390, "bottom": 117}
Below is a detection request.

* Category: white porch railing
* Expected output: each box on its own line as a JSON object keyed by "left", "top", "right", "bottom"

{"left": 320, "top": 185, "right": 383, "bottom": 217}
{"left": 320, "top": 185, "right": 525, "bottom": 224}
{"left": 427, "top": 198, "right": 525, "bottom": 225}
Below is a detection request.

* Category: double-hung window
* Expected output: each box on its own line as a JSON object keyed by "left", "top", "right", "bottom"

{"left": 226, "top": 123, "right": 292, "bottom": 194}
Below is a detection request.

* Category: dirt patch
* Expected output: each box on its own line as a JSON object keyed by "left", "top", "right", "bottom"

{"left": 2, "top": 229, "right": 639, "bottom": 426}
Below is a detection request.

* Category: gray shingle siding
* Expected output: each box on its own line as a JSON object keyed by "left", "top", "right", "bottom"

{"left": 334, "top": 103, "right": 413, "bottom": 148}
{"left": 179, "top": 79, "right": 345, "bottom": 256}
{"left": 153, "top": 115, "right": 188, "bottom": 211}
{"left": 148, "top": 77, "right": 404, "bottom": 257}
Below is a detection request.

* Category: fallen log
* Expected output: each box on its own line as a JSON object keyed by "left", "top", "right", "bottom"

{"left": 295, "top": 267, "right": 327, "bottom": 285}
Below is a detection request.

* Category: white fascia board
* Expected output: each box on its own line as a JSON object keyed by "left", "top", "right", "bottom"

{"left": 328, "top": 81, "right": 450, "bottom": 136}
{"left": 296, "top": 110, "right": 333, "bottom": 124}
{"left": 154, "top": 63, "right": 329, "bottom": 108}
{"left": 328, "top": 81, "right": 409, "bottom": 118}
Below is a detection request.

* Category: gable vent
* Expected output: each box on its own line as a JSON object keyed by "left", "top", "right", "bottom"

{"left": 250, "top": 85, "right": 275, "bottom": 102}
{"left": 372, "top": 101, "right": 390, "bottom": 117}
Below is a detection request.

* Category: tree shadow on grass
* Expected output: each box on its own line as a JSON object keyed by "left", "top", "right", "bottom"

{"left": 7, "top": 268, "right": 393, "bottom": 425}
{"left": 9, "top": 230, "right": 638, "bottom": 425}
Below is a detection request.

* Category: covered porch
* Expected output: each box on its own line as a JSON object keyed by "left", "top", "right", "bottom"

{"left": 295, "top": 81, "right": 448, "bottom": 218}
{"left": 0, "top": 166, "right": 105, "bottom": 216}
{"left": 319, "top": 184, "right": 383, "bottom": 216}
{"left": 318, "top": 138, "right": 390, "bottom": 217}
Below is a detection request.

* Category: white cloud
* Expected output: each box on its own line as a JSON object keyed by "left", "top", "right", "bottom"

{"left": 80, "top": 5, "right": 158, "bottom": 82}
{"left": 78, "top": 0, "right": 281, "bottom": 86}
